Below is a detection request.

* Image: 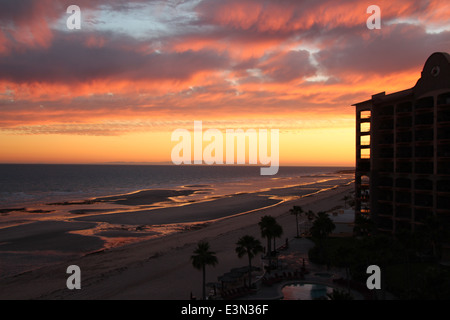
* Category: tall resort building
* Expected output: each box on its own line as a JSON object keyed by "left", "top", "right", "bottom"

{"left": 354, "top": 52, "right": 450, "bottom": 253}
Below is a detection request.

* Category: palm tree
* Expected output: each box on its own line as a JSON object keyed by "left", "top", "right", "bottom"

{"left": 310, "top": 211, "right": 335, "bottom": 240}
{"left": 258, "top": 215, "right": 277, "bottom": 257}
{"left": 310, "top": 211, "right": 335, "bottom": 265}
{"left": 303, "top": 210, "right": 315, "bottom": 236}
{"left": 289, "top": 205, "right": 304, "bottom": 237}
{"left": 235, "top": 235, "right": 263, "bottom": 288}
{"left": 272, "top": 222, "right": 283, "bottom": 253}
{"left": 258, "top": 216, "right": 284, "bottom": 255}
{"left": 259, "top": 215, "right": 284, "bottom": 271}
{"left": 190, "top": 241, "right": 218, "bottom": 300}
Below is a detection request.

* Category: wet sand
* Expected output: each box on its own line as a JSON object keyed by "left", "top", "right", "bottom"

{"left": 0, "top": 177, "right": 354, "bottom": 300}
{"left": 73, "top": 193, "right": 282, "bottom": 225}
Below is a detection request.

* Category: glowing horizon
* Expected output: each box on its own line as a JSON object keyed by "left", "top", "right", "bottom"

{"left": 1, "top": 0, "right": 449, "bottom": 167}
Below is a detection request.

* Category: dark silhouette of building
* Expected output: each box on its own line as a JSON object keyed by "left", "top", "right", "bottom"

{"left": 354, "top": 52, "right": 450, "bottom": 244}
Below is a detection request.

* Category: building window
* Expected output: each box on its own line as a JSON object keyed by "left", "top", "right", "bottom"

{"left": 360, "top": 110, "right": 371, "bottom": 119}
{"left": 360, "top": 122, "right": 370, "bottom": 133}
{"left": 361, "top": 148, "right": 371, "bottom": 159}
{"left": 415, "top": 178, "right": 433, "bottom": 191}
{"left": 361, "top": 135, "right": 370, "bottom": 146}
{"left": 415, "top": 96, "right": 434, "bottom": 110}
{"left": 396, "top": 101, "right": 413, "bottom": 113}
{"left": 396, "top": 178, "right": 411, "bottom": 188}
{"left": 379, "top": 105, "right": 394, "bottom": 116}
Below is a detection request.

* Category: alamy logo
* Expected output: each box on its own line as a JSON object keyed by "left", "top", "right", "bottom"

{"left": 366, "top": 5, "right": 381, "bottom": 30}
{"left": 366, "top": 265, "right": 381, "bottom": 290}
{"left": 66, "top": 5, "right": 81, "bottom": 30}
{"left": 171, "top": 121, "right": 279, "bottom": 175}
{"left": 66, "top": 265, "right": 81, "bottom": 290}
{"left": 66, "top": 5, "right": 381, "bottom": 31}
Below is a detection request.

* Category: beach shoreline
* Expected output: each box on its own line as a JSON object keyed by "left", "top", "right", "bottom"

{"left": 0, "top": 177, "right": 355, "bottom": 300}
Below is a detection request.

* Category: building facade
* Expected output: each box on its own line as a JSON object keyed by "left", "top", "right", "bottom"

{"left": 354, "top": 52, "right": 450, "bottom": 237}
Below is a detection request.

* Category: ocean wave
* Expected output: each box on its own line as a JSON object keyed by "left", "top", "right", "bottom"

{"left": 0, "top": 165, "right": 353, "bottom": 210}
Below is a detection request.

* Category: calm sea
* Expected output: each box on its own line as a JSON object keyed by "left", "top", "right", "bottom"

{"left": 0, "top": 164, "right": 352, "bottom": 209}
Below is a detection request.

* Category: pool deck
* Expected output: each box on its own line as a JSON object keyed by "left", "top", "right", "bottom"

{"left": 239, "top": 274, "right": 366, "bottom": 300}
{"left": 237, "top": 237, "right": 375, "bottom": 300}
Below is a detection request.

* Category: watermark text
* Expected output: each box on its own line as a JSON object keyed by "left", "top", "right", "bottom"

{"left": 171, "top": 121, "right": 279, "bottom": 175}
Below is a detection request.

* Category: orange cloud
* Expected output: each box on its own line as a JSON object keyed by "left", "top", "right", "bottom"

{"left": 0, "top": 0, "right": 449, "bottom": 165}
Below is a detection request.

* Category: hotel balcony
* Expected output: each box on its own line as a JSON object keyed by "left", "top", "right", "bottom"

{"left": 396, "top": 191, "right": 412, "bottom": 204}
{"left": 397, "top": 146, "right": 413, "bottom": 158}
{"left": 437, "top": 180, "right": 450, "bottom": 193}
{"left": 437, "top": 92, "right": 450, "bottom": 106}
{"left": 437, "top": 196, "right": 450, "bottom": 212}
{"left": 396, "top": 101, "right": 413, "bottom": 114}
{"left": 357, "top": 159, "right": 370, "bottom": 172}
{"left": 415, "top": 161, "right": 434, "bottom": 175}
{"left": 415, "top": 208, "right": 434, "bottom": 223}
{"left": 438, "top": 160, "right": 450, "bottom": 175}
{"left": 415, "top": 145, "right": 434, "bottom": 159}
{"left": 437, "top": 142, "right": 450, "bottom": 158}
{"left": 415, "top": 178, "right": 433, "bottom": 191}
{"left": 396, "top": 205, "right": 412, "bottom": 219}
{"left": 379, "top": 160, "right": 394, "bottom": 173}
{"left": 397, "top": 115, "right": 413, "bottom": 128}
{"left": 396, "top": 178, "right": 412, "bottom": 189}
{"left": 437, "top": 94, "right": 450, "bottom": 127}
{"left": 415, "top": 129, "right": 434, "bottom": 143}
{"left": 396, "top": 131, "right": 412, "bottom": 144}
{"left": 378, "top": 119, "right": 394, "bottom": 131}
{"left": 414, "top": 193, "right": 433, "bottom": 208}
{"left": 396, "top": 160, "right": 412, "bottom": 174}
{"left": 414, "top": 96, "right": 434, "bottom": 110}
{"left": 379, "top": 133, "right": 394, "bottom": 146}
{"left": 377, "top": 216, "right": 393, "bottom": 233}
{"left": 379, "top": 147, "right": 394, "bottom": 159}
{"left": 414, "top": 112, "right": 434, "bottom": 128}
{"left": 379, "top": 177, "right": 393, "bottom": 188}
{"left": 437, "top": 108, "right": 450, "bottom": 123}
{"left": 395, "top": 219, "right": 414, "bottom": 232}
{"left": 379, "top": 105, "right": 394, "bottom": 117}
{"left": 379, "top": 189, "right": 393, "bottom": 202}
{"left": 438, "top": 128, "right": 450, "bottom": 144}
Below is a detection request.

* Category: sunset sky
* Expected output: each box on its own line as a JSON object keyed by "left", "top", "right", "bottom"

{"left": 0, "top": 0, "right": 449, "bottom": 166}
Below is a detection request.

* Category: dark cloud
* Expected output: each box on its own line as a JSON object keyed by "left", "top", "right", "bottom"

{"left": 0, "top": 31, "right": 231, "bottom": 84}
{"left": 0, "top": 0, "right": 449, "bottom": 135}
{"left": 261, "top": 50, "right": 317, "bottom": 82}
{"left": 0, "top": 0, "right": 149, "bottom": 21}
{"left": 314, "top": 23, "right": 450, "bottom": 76}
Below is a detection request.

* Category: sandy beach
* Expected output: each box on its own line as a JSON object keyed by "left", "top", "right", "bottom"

{"left": 0, "top": 175, "right": 354, "bottom": 300}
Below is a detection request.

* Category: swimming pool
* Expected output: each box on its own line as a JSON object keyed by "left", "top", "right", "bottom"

{"left": 282, "top": 283, "right": 334, "bottom": 300}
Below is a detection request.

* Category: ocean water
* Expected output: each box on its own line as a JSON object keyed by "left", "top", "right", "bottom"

{"left": 0, "top": 164, "right": 352, "bottom": 209}
{"left": 0, "top": 164, "right": 354, "bottom": 279}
